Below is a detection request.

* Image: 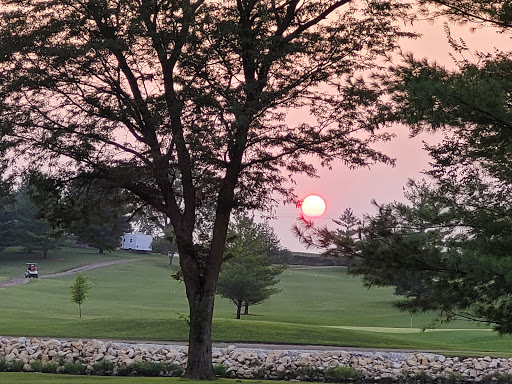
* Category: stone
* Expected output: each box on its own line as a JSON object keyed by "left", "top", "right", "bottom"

{"left": 5, "top": 353, "right": 15, "bottom": 362}
{"left": 276, "top": 364, "right": 286, "bottom": 373}
{"left": 1, "top": 335, "right": 512, "bottom": 381}
{"left": 93, "top": 353, "right": 105, "bottom": 361}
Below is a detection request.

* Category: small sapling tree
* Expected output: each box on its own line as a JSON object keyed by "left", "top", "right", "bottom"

{"left": 71, "top": 274, "right": 92, "bottom": 318}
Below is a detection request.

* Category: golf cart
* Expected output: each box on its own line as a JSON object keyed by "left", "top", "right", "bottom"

{"left": 25, "top": 263, "right": 38, "bottom": 278}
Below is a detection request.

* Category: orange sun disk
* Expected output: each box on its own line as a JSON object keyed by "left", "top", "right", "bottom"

{"left": 300, "top": 194, "right": 327, "bottom": 218}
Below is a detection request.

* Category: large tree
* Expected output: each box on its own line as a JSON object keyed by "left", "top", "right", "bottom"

{"left": 0, "top": 0, "right": 412, "bottom": 378}
{"left": 296, "top": 1, "right": 512, "bottom": 334}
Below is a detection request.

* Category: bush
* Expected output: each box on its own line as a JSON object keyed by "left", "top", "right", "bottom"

{"left": 40, "top": 361, "right": 59, "bottom": 374}
{"left": 30, "top": 359, "right": 43, "bottom": 372}
{"left": 116, "top": 364, "right": 132, "bottom": 376}
{"left": 166, "top": 363, "right": 184, "bottom": 377}
{"left": 7, "top": 360, "right": 24, "bottom": 372}
{"left": 441, "top": 372, "right": 464, "bottom": 384}
{"left": 0, "top": 358, "right": 7, "bottom": 372}
{"left": 299, "top": 365, "right": 322, "bottom": 381}
{"left": 62, "top": 361, "right": 86, "bottom": 375}
{"left": 481, "top": 372, "right": 512, "bottom": 384}
{"left": 130, "top": 361, "right": 165, "bottom": 376}
{"left": 213, "top": 363, "right": 228, "bottom": 378}
{"left": 92, "top": 360, "right": 115, "bottom": 375}
{"left": 411, "top": 370, "right": 430, "bottom": 384}
{"left": 324, "top": 365, "right": 363, "bottom": 382}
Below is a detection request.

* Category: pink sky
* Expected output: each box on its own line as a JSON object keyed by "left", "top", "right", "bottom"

{"left": 268, "top": 18, "right": 510, "bottom": 252}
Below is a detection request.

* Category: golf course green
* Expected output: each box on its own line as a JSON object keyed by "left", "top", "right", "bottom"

{"left": 0, "top": 247, "right": 511, "bottom": 356}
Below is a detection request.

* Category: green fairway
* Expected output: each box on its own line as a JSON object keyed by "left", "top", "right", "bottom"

{"left": 0, "top": 247, "right": 510, "bottom": 355}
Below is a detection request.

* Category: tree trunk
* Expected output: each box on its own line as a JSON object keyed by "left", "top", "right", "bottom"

{"left": 184, "top": 282, "right": 216, "bottom": 379}
{"left": 236, "top": 301, "right": 242, "bottom": 319}
{"left": 169, "top": 252, "right": 174, "bottom": 266}
{"left": 98, "top": 247, "right": 104, "bottom": 254}
{"left": 43, "top": 250, "right": 48, "bottom": 259}
{"left": 176, "top": 159, "right": 239, "bottom": 378}
{"left": 243, "top": 302, "right": 249, "bottom": 315}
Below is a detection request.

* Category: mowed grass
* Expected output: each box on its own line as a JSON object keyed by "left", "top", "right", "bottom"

{"left": 0, "top": 247, "right": 140, "bottom": 283}
{"left": 0, "top": 373, "right": 295, "bottom": 384}
{"left": 1, "top": 247, "right": 511, "bottom": 355}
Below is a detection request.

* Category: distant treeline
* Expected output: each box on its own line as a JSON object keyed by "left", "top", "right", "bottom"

{"left": 274, "top": 252, "right": 347, "bottom": 266}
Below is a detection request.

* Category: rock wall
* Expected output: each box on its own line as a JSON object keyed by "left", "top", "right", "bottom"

{"left": 0, "top": 336, "right": 510, "bottom": 381}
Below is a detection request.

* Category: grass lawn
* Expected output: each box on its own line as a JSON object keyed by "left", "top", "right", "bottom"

{"left": 0, "top": 247, "right": 140, "bottom": 283}
{"left": 1, "top": 247, "right": 511, "bottom": 355}
{"left": 0, "top": 373, "right": 282, "bottom": 384}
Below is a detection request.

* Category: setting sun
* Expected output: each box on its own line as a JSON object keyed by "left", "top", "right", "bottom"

{"left": 300, "top": 194, "right": 327, "bottom": 218}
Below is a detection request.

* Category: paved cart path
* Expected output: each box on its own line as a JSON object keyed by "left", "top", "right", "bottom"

{"left": 0, "top": 259, "right": 140, "bottom": 288}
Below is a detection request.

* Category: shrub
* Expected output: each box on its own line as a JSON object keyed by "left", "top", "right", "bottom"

{"left": 40, "top": 361, "right": 59, "bottom": 374}
{"left": 299, "top": 365, "right": 321, "bottom": 381}
{"left": 131, "top": 361, "right": 165, "bottom": 376}
{"left": 92, "top": 360, "right": 115, "bottom": 375}
{"left": 116, "top": 364, "right": 132, "bottom": 376}
{"left": 441, "top": 371, "right": 464, "bottom": 384}
{"left": 62, "top": 361, "right": 86, "bottom": 375}
{"left": 481, "top": 372, "right": 512, "bottom": 384}
{"left": 253, "top": 366, "right": 267, "bottom": 380}
{"left": 324, "top": 365, "right": 363, "bottom": 382}
{"left": 410, "top": 370, "right": 430, "bottom": 384}
{"left": 166, "top": 363, "right": 184, "bottom": 377}
{"left": 7, "top": 360, "right": 24, "bottom": 372}
{"left": 0, "top": 358, "right": 7, "bottom": 372}
{"left": 30, "top": 359, "right": 43, "bottom": 372}
{"left": 213, "top": 363, "right": 228, "bottom": 378}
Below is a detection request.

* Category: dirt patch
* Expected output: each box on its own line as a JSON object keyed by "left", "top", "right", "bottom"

{"left": 0, "top": 259, "right": 140, "bottom": 288}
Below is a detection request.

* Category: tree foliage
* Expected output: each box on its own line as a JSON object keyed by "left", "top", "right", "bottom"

{"left": 0, "top": 183, "right": 62, "bottom": 258}
{"left": 29, "top": 175, "right": 132, "bottom": 254}
{"left": 299, "top": 177, "right": 512, "bottom": 334}
{"left": 14, "top": 186, "right": 63, "bottom": 258}
{"left": 415, "top": 0, "right": 512, "bottom": 31}
{"left": 0, "top": 0, "right": 413, "bottom": 377}
{"left": 218, "top": 215, "right": 286, "bottom": 319}
{"left": 295, "top": 1, "right": 512, "bottom": 334}
{"left": 0, "top": 191, "right": 17, "bottom": 253}
{"left": 377, "top": 51, "right": 512, "bottom": 333}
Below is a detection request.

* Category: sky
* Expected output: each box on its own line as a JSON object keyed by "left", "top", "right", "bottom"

{"left": 267, "top": 17, "right": 510, "bottom": 253}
